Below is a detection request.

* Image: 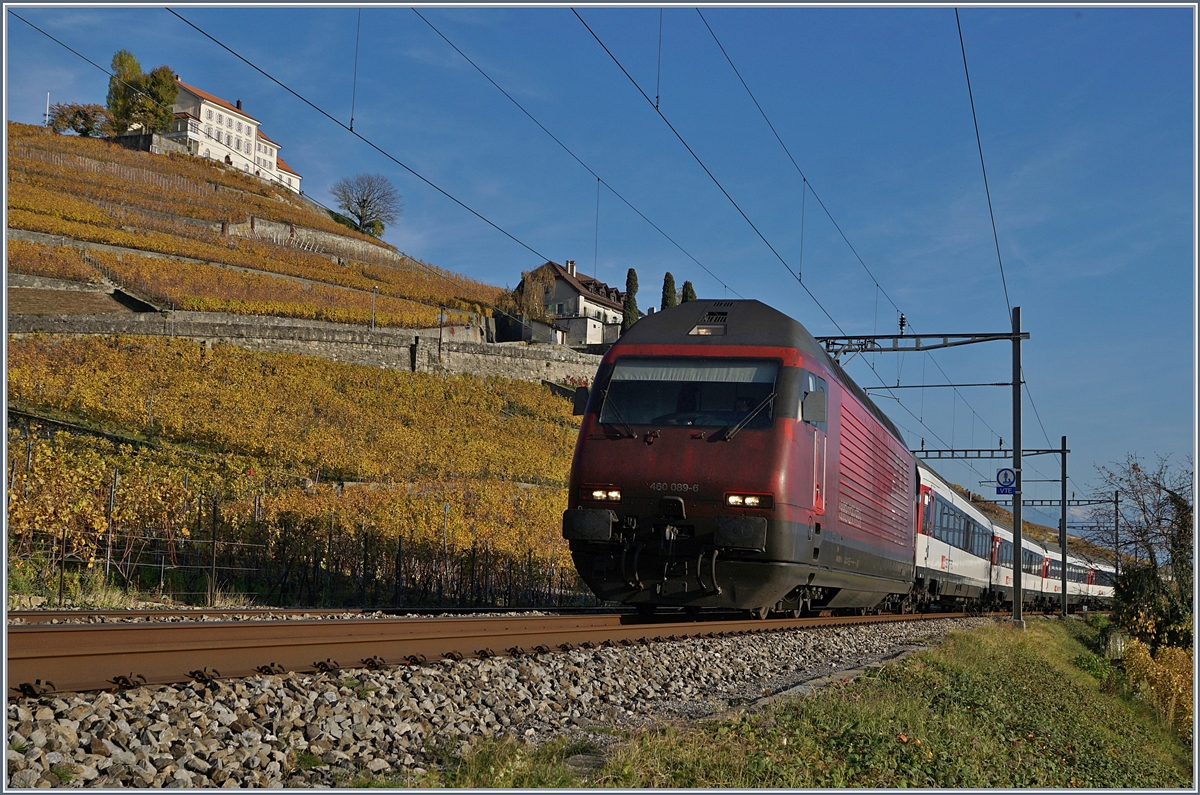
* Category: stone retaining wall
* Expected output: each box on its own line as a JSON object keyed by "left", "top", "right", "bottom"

{"left": 7, "top": 312, "right": 602, "bottom": 385}
{"left": 229, "top": 216, "right": 397, "bottom": 266}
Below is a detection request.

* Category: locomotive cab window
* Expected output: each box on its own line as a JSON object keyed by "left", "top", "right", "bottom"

{"left": 600, "top": 357, "right": 779, "bottom": 429}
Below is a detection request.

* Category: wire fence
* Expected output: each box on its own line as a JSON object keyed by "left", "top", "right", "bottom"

{"left": 11, "top": 145, "right": 217, "bottom": 197}
{"left": 12, "top": 517, "right": 597, "bottom": 611}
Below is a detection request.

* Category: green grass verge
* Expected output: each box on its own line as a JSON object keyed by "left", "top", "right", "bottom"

{"left": 386, "top": 618, "right": 1191, "bottom": 788}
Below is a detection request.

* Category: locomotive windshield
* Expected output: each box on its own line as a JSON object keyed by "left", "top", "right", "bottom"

{"left": 599, "top": 357, "right": 779, "bottom": 429}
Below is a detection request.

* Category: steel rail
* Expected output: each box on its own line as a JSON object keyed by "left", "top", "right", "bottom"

{"left": 8, "top": 611, "right": 972, "bottom": 697}
{"left": 8, "top": 606, "right": 628, "bottom": 624}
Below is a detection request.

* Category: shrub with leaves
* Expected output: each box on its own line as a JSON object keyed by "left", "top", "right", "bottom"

{"left": 1124, "top": 639, "right": 1193, "bottom": 741}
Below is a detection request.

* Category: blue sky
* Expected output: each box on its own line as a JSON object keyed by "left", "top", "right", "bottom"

{"left": 5, "top": 5, "right": 1195, "bottom": 526}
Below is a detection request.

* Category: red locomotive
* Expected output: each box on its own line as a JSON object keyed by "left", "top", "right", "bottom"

{"left": 562, "top": 299, "right": 918, "bottom": 616}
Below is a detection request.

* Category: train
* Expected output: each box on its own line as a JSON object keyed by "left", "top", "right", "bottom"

{"left": 561, "top": 299, "right": 1115, "bottom": 617}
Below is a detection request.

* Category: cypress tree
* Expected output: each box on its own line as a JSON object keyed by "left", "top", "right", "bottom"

{"left": 681, "top": 281, "right": 697, "bottom": 303}
{"left": 622, "top": 268, "right": 639, "bottom": 331}
{"left": 661, "top": 272, "right": 677, "bottom": 311}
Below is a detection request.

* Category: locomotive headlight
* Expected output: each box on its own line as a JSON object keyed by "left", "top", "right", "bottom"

{"left": 725, "top": 493, "right": 774, "bottom": 509}
{"left": 585, "top": 488, "right": 621, "bottom": 502}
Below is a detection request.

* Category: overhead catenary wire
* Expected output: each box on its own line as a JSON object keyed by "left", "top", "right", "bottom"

{"left": 694, "top": 8, "right": 1011, "bottom": 483}
{"left": 696, "top": 9, "right": 903, "bottom": 316}
{"left": 411, "top": 8, "right": 741, "bottom": 298}
{"left": 573, "top": 7, "right": 839, "bottom": 332}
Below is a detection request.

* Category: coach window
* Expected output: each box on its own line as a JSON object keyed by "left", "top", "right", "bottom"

{"left": 940, "top": 500, "right": 964, "bottom": 550}
{"left": 971, "top": 521, "right": 989, "bottom": 558}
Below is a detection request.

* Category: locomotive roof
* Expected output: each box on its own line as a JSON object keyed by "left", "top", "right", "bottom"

{"left": 614, "top": 299, "right": 907, "bottom": 445}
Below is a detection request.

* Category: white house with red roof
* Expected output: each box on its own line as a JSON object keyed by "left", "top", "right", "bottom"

{"left": 165, "top": 76, "right": 302, "bottom": 194}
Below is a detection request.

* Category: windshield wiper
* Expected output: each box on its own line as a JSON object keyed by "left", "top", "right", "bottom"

{"left": 599, "top": 390, "right": 637, "bottom": 438}
{"left": 721, "top": 392, "right": 776, "bottom": 442}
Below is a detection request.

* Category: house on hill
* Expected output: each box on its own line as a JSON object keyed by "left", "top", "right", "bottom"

{"left": 163, "top": 76, "right": 303, "bottom": 194}
{"left": 519, "top": 260, "right": 630, "bottom": 346}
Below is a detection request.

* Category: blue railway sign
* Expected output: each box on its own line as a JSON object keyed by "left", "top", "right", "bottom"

{"left": 996, "top": 468, "right": 1016, "bottom": 495}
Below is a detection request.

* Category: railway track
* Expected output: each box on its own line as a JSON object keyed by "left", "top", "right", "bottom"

{"left": 8, "top": 610, "right": 975, "bottom": 697}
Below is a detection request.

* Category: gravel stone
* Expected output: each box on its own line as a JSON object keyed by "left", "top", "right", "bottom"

{"left": 6, "top": 616, "right": 993, "bottom": 786}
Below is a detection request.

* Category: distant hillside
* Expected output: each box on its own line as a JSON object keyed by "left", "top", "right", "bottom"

{"left": 6, "top": 122, "right": 503, "bottom": 328}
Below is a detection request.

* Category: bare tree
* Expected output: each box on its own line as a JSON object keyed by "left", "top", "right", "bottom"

{"left": 330, "top": 173, "right": 402, "bottom": 237}
{"left": 1084, "top": 454, "right": 1193, "bottom": 648}
{"left": 498, "top": 265, "right": 553, "bottom": 322}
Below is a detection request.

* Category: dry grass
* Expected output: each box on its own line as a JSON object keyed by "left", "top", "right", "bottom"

{"left": 7, "top": 287, "right": 132, "bottom": 315}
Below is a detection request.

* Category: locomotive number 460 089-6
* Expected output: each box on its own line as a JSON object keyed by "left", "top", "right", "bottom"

{"left": 649, "top": 482, "right": 700, "bottom": 493}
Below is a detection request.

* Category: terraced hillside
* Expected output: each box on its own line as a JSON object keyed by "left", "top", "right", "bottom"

{"left": 7, "top": 336, "right": 581, "bottom": 606}
{"left": 7, "top": 122, "right": 503, "bottom": 327}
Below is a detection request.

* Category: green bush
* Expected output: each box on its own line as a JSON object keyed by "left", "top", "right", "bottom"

{"left": 1073, "top": 651, "right": 1112, "bottom": 682}
{"left": 1085, "top": 612, "right": 1110, "bottom": 632}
